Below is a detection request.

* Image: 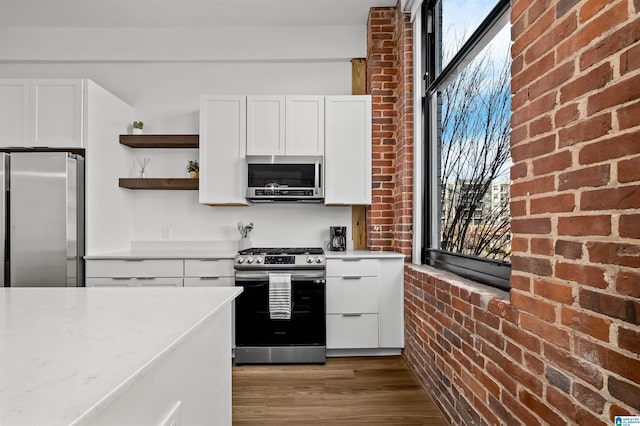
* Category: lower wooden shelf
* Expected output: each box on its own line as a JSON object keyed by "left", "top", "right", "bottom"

{"left": 119, "top": 178, "right": 199, "bottom": 190}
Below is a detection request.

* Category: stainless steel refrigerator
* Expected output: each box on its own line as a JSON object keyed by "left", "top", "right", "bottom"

{"left": 1, "top": 152, "right": 84, "bottom": 287}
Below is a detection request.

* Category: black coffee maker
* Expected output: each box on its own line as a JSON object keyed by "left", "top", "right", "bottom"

{"left": 329, "top": 226, "right": 347, "bottom": 251}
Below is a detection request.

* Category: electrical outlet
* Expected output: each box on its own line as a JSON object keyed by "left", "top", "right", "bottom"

{"left": 161, "top": 225, "right": 171, "bottom": 240}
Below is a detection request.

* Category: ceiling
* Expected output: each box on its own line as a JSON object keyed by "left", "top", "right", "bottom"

{"left": 0, "top": 0, "right": 397, "bottom": 28}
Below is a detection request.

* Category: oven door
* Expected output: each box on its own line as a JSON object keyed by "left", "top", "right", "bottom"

{"left": 235, "top": 270, "right": 326, "bottom": 347}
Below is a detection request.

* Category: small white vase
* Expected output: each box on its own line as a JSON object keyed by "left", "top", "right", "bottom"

{"left": 132, "top": 128, "right": 143, "bottom": 135}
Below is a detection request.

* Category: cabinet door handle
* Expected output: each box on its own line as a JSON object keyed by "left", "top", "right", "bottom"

{"left": 136, "top": 277, "right": 156, "bottom": 280}
{"left": 341, "top": 258, "right": 362, "bottom": 262}
{"left": 342, "top": 313, "right": 362, "bottom": 317}
{"left": 199, "top": 259, "right": 221, "bottom": 262}
{"left": 111, "top": 277, "right": 133, "bottom": 280}
{"left": 200, "top": 277, "right": 220, "bottom": 280}
{"left": 124, "top": 259, "right": 144, "bottom": 262}
{"left": 343, "top": 276, "right": 362, "bottom": 280}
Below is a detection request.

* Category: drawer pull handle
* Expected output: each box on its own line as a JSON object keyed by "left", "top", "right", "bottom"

{"left": 136, "top": 277, "right": 156, "bottom": 280}
{"left": 199, "top": 259, "right": 221, "bottom": 262}
{"left": 200, "top": 277, "right": 220, "bottom": 280}
{"left": 112, "top": 277, "right": 133, "bottom": 280}
{"left": 124, "top": 259, "right": 144, "bottom": 262}
{"left": 342, "top": 313, "right": 362, "bottom": 317}
{"left": 341, "top": 258, "right": 362, "bottom": 262}
{"left": 343, "top": 276, "right": 362, "bottom": 280}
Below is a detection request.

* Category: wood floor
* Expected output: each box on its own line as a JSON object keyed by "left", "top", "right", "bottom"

{"left": 232, "top": 356, "right": 447, "bottom": 425}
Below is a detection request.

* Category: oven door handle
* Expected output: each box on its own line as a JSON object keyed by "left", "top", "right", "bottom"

{"left": 235, "top": 272, "right": 325, "bottom": 282}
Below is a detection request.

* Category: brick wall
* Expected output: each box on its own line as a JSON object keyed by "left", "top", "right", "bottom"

{"left": 366, "top": 4, "right": 413, "bottom": 256}
{"left": 368, "top": 0, "right": 640, "bottom": 424}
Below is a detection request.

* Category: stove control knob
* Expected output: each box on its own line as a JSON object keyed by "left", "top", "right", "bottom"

{"left": 255, "top": 257, "right": 263, "bottom": 264}
{"left": 315, "top": 257, "right": 323, "bottom": 263}
{"left": 236, "top": 257, "right": 245, "bottom": 264}
{"left": 247, "top": 257, "right": 254, "bottom": 264}
{"left": 306, "top": 256, "right": 314, "bottom": 263}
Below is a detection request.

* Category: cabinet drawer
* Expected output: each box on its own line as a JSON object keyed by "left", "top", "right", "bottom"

{"left": 327, "top": 313, "right": 379, "bottom": 349}
{"left": 86, "top": 260, "right": 184, "bottom": 278}
{"left": 86, "top": 277, "right": 136, "bottom": 287}
{"left": 183, "top": 277, "right": 234, "bottom": 287}
{"left": 326, "top": 276, "right": 379, "bottom": 314}
{"left": 184, "top": 259, "right": 233, "bottom": 277}
{"left": 326, "top": 258, "right": 378, "bottom": 277}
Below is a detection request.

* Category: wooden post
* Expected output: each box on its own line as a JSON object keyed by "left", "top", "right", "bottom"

{"left": 351, "top": 58, "right": 367, "bottom": 250}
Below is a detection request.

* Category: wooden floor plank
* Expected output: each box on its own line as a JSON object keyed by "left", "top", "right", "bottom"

{"left": 232, "top": 356, "right": 447, "bottom": 425}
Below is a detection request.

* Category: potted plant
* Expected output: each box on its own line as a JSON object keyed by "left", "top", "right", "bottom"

{"left": 187, "top": 160, "right": 199, "bottom": 178}
{"left": 132, "top": 121, "right": 144, "bottom": 135}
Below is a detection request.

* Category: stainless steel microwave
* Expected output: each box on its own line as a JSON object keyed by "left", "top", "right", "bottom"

{"left": 246, "top": 160, "right": 323, "bottom": 203}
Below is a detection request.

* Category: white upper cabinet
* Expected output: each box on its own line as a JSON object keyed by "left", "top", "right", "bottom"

{"left": 247, "top": 95, "right": 325, "bottom": 156}
{"left": 285, "top": 96, "right": 324, "bottom": 156}
{"left": 0, "top": 80, "right": 29, "bottom": 146}
{"left": 199, "top": 95, "right": 249, "bottom": 205}
{"left": 246, "top": 96, "right": 285, "bottom": 155}
{"left": 0, "top": 79, "right": 84, "bottom": 148}
{"left": 324, "top": 95, "right": 372, "bottom": 205}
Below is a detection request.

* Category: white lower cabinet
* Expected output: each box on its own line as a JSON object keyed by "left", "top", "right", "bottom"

{"left": 86, "top": 260, "right": 184, "bottom": 287}
{"left": 326, "top": 255, "right": 404, "bottom": 352}
{"left": 183, "top": 259, "right": 234, "bottom": 287}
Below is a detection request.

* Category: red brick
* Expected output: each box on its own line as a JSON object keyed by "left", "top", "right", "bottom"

{"left": 510, "top": 161, "right": 527, "bottom": 180}
{"left": 579, "top": 129, "right": 640, "bottom": 165}
{"left": 512, "top": 9, "right": 555, "bottom": 62}
{"left": 618, "top": 156, "right": 640, "bottom": 183}
{"left": 530, "top": 115, "right": 552, "bottom": 136}
{"left": 528, "top": 61, "right": 575, "bottom": 101}
{"left": 560, "top": 62, "right": 613, "bottom": 103}
{"left": 521, "top": 313, "right": 570, "bottom": 350}
{"left": 511, "top": 291, "right": 557, "bottom": 322}
{"left": 588, "top": 73, "right": 640, "bottom": 115}
{"left": 519, "top": 389, "right": 566, "bottom": 426}
{"left": 616, "top": 271, "right": 640, "bottom": 297}
{"left": 534, "top": 278, "right": 574, "bottom": 304}
{"left": 620, "top": 214, "right": 640, "bottom": 239}
{"left": 557, "top": 0, "right": 580, "bottom": 17}
{"left": 555, "top": 239, "right": 583, "bottom": 260}
{"left": 621, "top": 42, "right": 640, "bottom": 75}
{"left": 555, "top": 103, "right": 580, "bottom": 127}
{"left": 579, "top": 287, "right": 640, "bottom": 325}
{"left": 530, "top": 193, "right": 575, "bottom": 214}
{"left": 510, "top": 200, "right": 527, "bottom": 217}
{"left": 579, "top": 14, "right": 640, "bottom": 71}
{"left": 579, "top": 0, "right": 616, "bottom": 21}
{"left": 557, "top": 215, "right": 611, "bottom": 236}
{"left": 609, "top": 376, "right": 640, "bottom": 413}
{"left": 532, "top": 150, "right": 572, "bottom": 175}
{"left": 560, "top": 306, "right": 611, "bottom": 341}
{"left": 558, "top": 113, "right": 612, "bottom": 147}
{"left": 511, "top": 175, "right": 555, "bottom": 198}
{"left": 558, "top": 164, "right": 610, "bottom": 190}
{"left": 501, "top": 391, "right": 543, "bottom": 426}
{"left": 556, "top": 261, "right": 608, "bottom": 288}
{"left": 544, "top": 342, "right": 604, "bottom": 388}
{"left": 531, "top": 237, "right": 553, "bottom": 256}
{"left": 511, "top": 93, "right": 557, "bottom": 128}
{"left": 511, "top": 255, "right": 553, "bottom": 276}
{"left": 587, "top": 241, "right": 640, "bottom": 268}
{"left": 572, "top": 382, "right": 606, "bottom": 414}
{"left": 510, "top": 274, "right": 531, "bottom": 292}
{"left": 528, "top": 0, "right": 553, "bottom": 24}
{"left": 619, "top": 325, "right": 640, "bottom": 354}
{"left": 511, "top": 217, "right": 551, "bottom": 235}
{"left": 503, "top": 321, "right": 541, "bottom": 353}
{"left": 511, "top": 134, "right": 556, "bottom": 162}
{"left": 581, "top": 186, "right": 640, "bottom": 211}
{"left": 617, "top": 99, "right": 640, "bottom": 130}
{"left": 510, "top": 125, "right": 528, "bottom": 146}
{"left": 575, "top": 336, "right": 640, "bottom": 384}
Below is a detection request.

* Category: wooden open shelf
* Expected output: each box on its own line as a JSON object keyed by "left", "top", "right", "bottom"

{"left": 119, "top": 134, "right": 199, "bottom": 148}
{"left": 119, "top": 178, "right": 199, "bottom": 190}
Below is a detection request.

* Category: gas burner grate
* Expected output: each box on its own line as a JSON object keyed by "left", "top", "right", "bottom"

{"left": 238, "top": 247, "right": 324, "bottom": 256}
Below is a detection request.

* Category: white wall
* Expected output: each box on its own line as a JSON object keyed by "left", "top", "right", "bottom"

{"left": 0, "top": 26, "right": 361, "bottom": 250}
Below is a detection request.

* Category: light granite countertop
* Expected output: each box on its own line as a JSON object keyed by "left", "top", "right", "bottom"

{"left": 0, "top": 286, "right": 241, "bottom": 426}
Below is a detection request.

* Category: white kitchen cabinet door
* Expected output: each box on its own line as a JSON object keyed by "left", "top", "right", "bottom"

{"left": 324, "top": 95, "right": 372, "bottom": 205}
{"left": 30, "top": 79, "right": 84, "bottom": 147}
{"left": 285, "top": 96, "right": 324, "bottom": 155}
{"left": 199, "top": 95, "right": 248, "bottom": 205}
{"left": 0, "top": 80, "right": 30, "bottom": 147}
{"left": 246, "top": 96, "right": 285, "bottom": 156}
{"left": 378, "top": 258, "right": 404, "bottom": 348}
{"left": 327, "top": 314, "right": 379, "bottom": 349}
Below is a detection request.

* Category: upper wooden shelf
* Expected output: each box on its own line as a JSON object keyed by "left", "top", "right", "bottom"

{"left": 119, "top": 134, "right": 199, "bottom": 148}
{"left": 119, "top": 178, "right": 199, "bottom": 190}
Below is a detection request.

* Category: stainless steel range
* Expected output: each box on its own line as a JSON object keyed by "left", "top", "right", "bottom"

{"left": 234, "top": 247, "right": 326, "bottom": 365}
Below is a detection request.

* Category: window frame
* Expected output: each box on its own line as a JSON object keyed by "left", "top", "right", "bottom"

{"left": 421, "top": 0, "right": 512, "bottom": 291}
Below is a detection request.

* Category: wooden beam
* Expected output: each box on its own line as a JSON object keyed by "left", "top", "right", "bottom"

{"left": 352, "top": 58, "right": 368, "bottom": 250}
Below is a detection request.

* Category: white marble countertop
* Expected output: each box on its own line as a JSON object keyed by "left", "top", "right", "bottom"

{"left": 85, "top": 249, "right": 236, "bottom": 260}
{"left": 325, "top": 249, "right": 405, "bottom": 259}
{"left": 0, "top": 287, "right": 241, "bottom": 426}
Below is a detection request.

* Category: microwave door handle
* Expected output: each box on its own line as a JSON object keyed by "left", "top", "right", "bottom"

{"left": 314, "top": 161, "right": 319, "bottom": 190}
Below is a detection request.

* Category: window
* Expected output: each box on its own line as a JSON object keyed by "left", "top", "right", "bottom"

{"left": 422, "top": 0, "right": 512, "bottom": 290}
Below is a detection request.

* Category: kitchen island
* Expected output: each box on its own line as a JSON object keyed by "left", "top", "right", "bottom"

{"left": 0, "top": 286, "right": 241, "bottom": 426}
